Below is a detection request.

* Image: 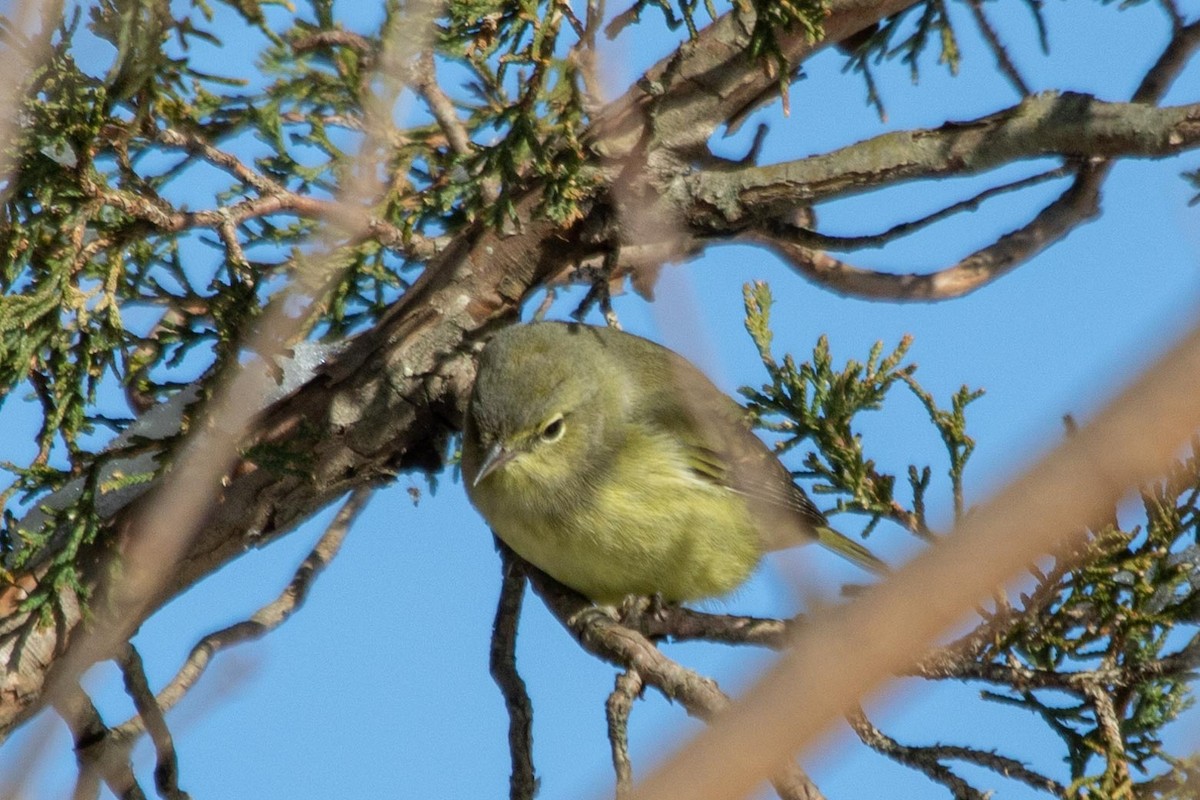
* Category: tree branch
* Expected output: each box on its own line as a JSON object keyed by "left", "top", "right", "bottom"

{"left": 606, "top": 668, "right": 642, "bottom": 799}
{"left": 751, "top": 165, "right": 1072, "bottom": 252}
{"left": 411, "top": 49, "right": 473, "bottom": 158}
{"left": 618, "top": 597, "right": 792, "bottom": 649}
{"left": 966, "top": 0, "right": 1031, "bottom": 97}
{"left": 591, "top": 0, "right": 923, "bottom": 158}
{"left": 750, "top": 161, "right": 1109, "bottom": 301}
{"left": 685, "top": 18, "right": 1200, "bottom": 302}
{"left": 117, "top": 645, "right": 188, "bottom": 800}
{"left": 489, "top": 545, "right": 537, "bottom": 800}
{"left": 687, "top": 94, "right": 1200, "bottom": 221}
{"left": 847, "top": 707, "right": 989, "bottom": 800}
{"left": 109, "top": 487, "right": 372, "bottom": 741}
{"left": 525, "top": 566, "right": 825, "bottom": 800}
{"left": 54, "top": 684, "right": 143, "bottom": 800}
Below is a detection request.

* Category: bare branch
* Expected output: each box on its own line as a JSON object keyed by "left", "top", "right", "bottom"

{"left": 529, "top": 570, "right": 728, "bottom": 718}
{"left": 759, "top": 166, "right": 1072, "bottom": 253}
{"left": 568, "top": 0, "right": 607, "bottom": 114}
{"left": 525, "top": 567, "right": 825, "bottom": 800}
{"left": 411, "top": 50, "right": 472, "bottom": 158}
{"left": 489, "top": 546, "right": 537, "bottom": 800}
{"left": 154, "top": 127, "right": 286, "bottom": 198}
{"left": 1157, "top": 0, "right": 1185, "bottom": 31}
{"left": 607, "top": 669, "right": 642, "bottom": 799}
{"left": 688, "top": 95, "right": 1200, "bottom": 221}
{"left": 619, "top": 598, "right": 791, "bottom": 649}
{"left": 1133, "top": 20, "right": 1200, "bottom": 103}
{"left": 111, "top": 487, "right": 372, "bottom": 740}
{"left": 117, "top": 646, "right": 188, "bottom": 800}
{"left": 849, "top": 705, "right": 1067, "bottom": 796}
{"left": 54, "top": 685, "right": 143, "bottom": 800}
{"left": 967, "top": 0, "right": 1031, "bottom": 96}
{"left": 752, "top": 161, "right": 1107, "bottom": 301}
{"left": 680, "top": 18, "right": 1200, "bottom": 302}
{"left": 76, "top": 169, "right": 431, "bottom": 261}
{"left": 927, "top": 743, "right": 1065, "bottom": 795}
{"left": 290, "top": 29, "right": 374, "bottom": 59}
{"left": 847, "top": 708, "right": 988, "bottom": 800}
{"left": 592, "top": 0, "right": 923, "bottom": 157}
{"left": 1086, "top": 682, "right": 1132, "bottom": 793}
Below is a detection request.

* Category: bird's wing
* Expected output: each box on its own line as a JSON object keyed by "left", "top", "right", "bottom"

{"left": 692, "top": 429, "right": 888, "bottom": 575}
{"left": 596, "top": 327, "right": 887, "bottom": 575}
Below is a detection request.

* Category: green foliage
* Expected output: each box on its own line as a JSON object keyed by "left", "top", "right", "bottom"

{"left": 741, "top": 0, "right": 829, "bottom": 111}
{"left": 839, "top": 0, "right": 961, "bottom": 118}
{"left": 975, "top": 444, "right": 1200, "bottom": 797}
{"left": 741, "top": 281, "right": 978, "bottom": 539}
{"left": 607, "top": 0, "right": 829, "bottom": 111}
{"left": 438, "top": 0, "right": 595, "bottom": 226}
{"left": 0, "top": 462, "right": 106, "bottom": 621}
{"left": 742, "top": 281, "right": 1200, "bottom": 797}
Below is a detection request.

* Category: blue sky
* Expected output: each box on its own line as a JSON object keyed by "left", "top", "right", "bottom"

{"left": 3, "top": 1, "right": 1200, "bottom": 798}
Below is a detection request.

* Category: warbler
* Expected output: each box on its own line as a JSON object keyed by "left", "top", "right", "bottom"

{"left": 461, "top": 322, "right": 886, "bottom": 604}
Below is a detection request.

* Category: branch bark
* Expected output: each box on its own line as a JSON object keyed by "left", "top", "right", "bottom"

{"left": 490, "top": 546, "right": 536, "bottom": 800}
{"left": 687, "top": 94, "right": 1200, "bottom": 218}
{"left": 690, "top": 19, "right": 1200, "bottom": 302}
{"left": 525, "top": 566, "right": 826, "bottom": 800}
{"left": 683, "top": 91, "right": 1200, "bottom": 302}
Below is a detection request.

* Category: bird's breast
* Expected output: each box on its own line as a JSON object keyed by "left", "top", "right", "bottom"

{"left": 473, "top": 430, "right": 763, "bottom": 603}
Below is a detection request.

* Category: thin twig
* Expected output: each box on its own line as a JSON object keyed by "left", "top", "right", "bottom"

{"left": 967, "top": 0, "right": 1031, "bottom": 96}
{"left": 606, "top": 668, "right": 642, "bottom": 799}
{"left": 926, "top": 742, "right": 1065, "bottom": 795}
{"left": 412, "top": 49, "right": 473, "bottom": 157}
{"left": 1132, "top": 20, "right": 1200, "bottom": 103}
{"left": 847, "top": 708, "right": 989, "bottom": 800}
{"left": 290, "top": 30, "right": 374, "bottom": 59}
{"left": 767, "top": 166, "right": 1071, "bottom": 252}
{"left": 489, "top": 544, "right": 537, "bottom": 800}
{"left": 742, "top": 18, "right": 1200, "bottom": 302}
{"left": 569, "top": 0, "right": 607, "bottom": 114}
{"left": 118, "top": 645, "right": 189, "bottom": 800}
{"left": 54, "top": 684, "right": 144, "bottom": 800}
{"left": 572, "top": 251, "right": 623, "bottom": 328}
{"left": 111, "top": 487, "right": 373, "bottom": 740}
{"left": 1157, "top": 0, "right": 1184, "bottom": 31}
{"left": 525, "top": 565, "right": 825, "bottom": 800}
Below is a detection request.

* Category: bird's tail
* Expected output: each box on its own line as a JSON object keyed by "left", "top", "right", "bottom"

{"left": 814, "top": 525, "right": 889, "bottom": 576}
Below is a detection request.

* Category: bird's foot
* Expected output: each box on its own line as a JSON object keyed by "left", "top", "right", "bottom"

{"left": 567, "top": 603, "right": 619, "bottom": 631}
{"left": 617, "top": 593, "right": 671, "bottom": 630}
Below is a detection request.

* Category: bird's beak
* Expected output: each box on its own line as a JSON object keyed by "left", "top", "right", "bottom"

{"left": 473, "top": 442, "right": 516, "bottom": 486}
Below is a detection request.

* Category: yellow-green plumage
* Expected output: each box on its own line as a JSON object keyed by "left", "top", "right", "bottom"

{"left": 462, "top": 322, "right": 885, "bottom": 604}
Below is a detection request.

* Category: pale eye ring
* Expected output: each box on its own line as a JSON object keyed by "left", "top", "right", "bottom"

{"left": 540, "top": 415, "right": 565, "bottom": 443}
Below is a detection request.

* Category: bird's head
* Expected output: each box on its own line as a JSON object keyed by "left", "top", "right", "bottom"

{"left": 464, "top": 323, "right": 623, "bottom": 496}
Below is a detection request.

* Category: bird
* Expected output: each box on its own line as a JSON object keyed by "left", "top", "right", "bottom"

{"left": 461, "top": 321, "right": 886, "bottom": 604}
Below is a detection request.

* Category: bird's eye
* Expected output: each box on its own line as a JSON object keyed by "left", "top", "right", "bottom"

{"left": 539, "top": 415, "right": 565, "bottom": 443}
